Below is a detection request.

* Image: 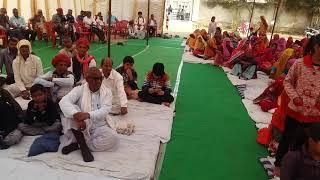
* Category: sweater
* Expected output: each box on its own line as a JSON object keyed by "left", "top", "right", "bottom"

{"left": 284, "top": 56, "right": 320, "bottom": 122}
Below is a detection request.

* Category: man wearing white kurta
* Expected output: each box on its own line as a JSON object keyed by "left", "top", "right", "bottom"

{"left": 101, "top": 58, "right": 128, "bottom": 115}
{"left": 5, "top": 39, "right": 43, "bottom": 99}
{"left": 59, "top": 67, "right": 118, "bottom": 162}
{"left": 134, "top": 11, "right": 145, "bottom": 32}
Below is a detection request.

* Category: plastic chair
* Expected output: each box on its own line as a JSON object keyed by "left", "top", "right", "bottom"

{"left": 44, "top": 21, "right": 57, "bottom": 47}
{"left": 0, "top": 29, "right": 8, "bottom": 47}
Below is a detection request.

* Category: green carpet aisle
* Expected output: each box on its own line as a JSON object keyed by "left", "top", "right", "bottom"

{"left": 159, "top": 64, "right": 268, "bottom": 180}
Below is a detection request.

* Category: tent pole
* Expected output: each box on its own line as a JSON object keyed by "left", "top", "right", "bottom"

{"left": 270, "top": 0, "right": 281, "bottom": 40}
{"left": 247, "top": 0, "right": 255, "bottom": 37}
{"left": 107, "top": 0, "right": 112, "bottom": 57}
{"left": 146, "top": 0, "right": 150, "bottom": 46}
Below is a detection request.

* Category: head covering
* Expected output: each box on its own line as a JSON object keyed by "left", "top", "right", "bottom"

{"left": 277, "top": 38, "right": 287, "bottom": 52}
{"left": 76, "top": 38, "right": 90, "bottom": 48}
{"left": 286, "top": 37, "right": 294, "bottom": 48}
{"left": 51, "top": 53, "right": 71, "bottom": 67}
{"left": 273, "top": 48, "right": 294, "bottom": 78}
{"left": 17, "top": 39, "right": 32, "bottom": 56}
{"left": 287, "top": 58, "right": 297, "bottom": 67}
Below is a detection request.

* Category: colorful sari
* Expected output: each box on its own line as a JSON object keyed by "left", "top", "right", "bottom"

{"left": 270, "top": 48, "right": 294, "bottom": 79}
{"left": 254, "top": 77, "right": 284, "bottom": 112}
{"left": 204, "top": 37, "right": 217, "bottom": 59}
{"left": 286, "top": 37, "right": 293, "bottom": 49}
{"left": 258, "top": 16, "right": 268, "bottom": 37}
{"left": 222, "top": 37, "right": 234, "bottom": 60}
{"left": 257, "top": 92, "right": 289, "bottom": 155}
{"left": 227, "top": 39, "right": 258, "bottom": 79}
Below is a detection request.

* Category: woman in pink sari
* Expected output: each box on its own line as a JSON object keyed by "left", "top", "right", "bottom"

{"left": 214, "top": 32, "right": 234, "bottom": 66}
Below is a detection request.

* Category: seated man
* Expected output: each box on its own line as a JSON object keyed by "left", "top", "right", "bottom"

{"left": 34, "top": 53, "right": 74, "bottom": 103}
{"left": 10, "top": 8, "right": 37, "bottom": 41}
{"left": 0, "top": 38, "right": 19, "bottom": 85}
{"left": 128, "top": 20, "right": 136, "bottom": 39}
{"left": 70, "top": 38, "right": 96, "bottom": 84}
{"left": 59, "top": 67, "right": 119, "bottom": 162}
{"left": 18, "top": 84, "right": 62, "bottom": 136}
{"left": 65, "top": 9, "right": 78, "bottom": 42}
{"left": 52, "top": 8, "right": 67, "bottom": 47}
{"left": 59, "top": 36, "right": 77, "bottom": 58}
{"left": 4, "top": 39, "right": 43, "bottom": 98}
{"left": 29, "top": 9, "right": 46, "bottom": 40}
{"left": 134, "top": 11, "right": 145, "bottom": 32}
{"left": 0, "top": 88, "right": 23, "bottom": 149}
{"left": 76, "top": 10, "right": 86, "bottom": 22}
{"left": 83, "top": 11, "right": 106, "bottom": 43}
{"left": 101, "top": 58, "right": 128, "bottom": 115}
{"left": 0, "top": 8, "right": 11, "bottom": 44}
{"left": 138, "top": 62, "right": 174, "bottom": 107}
{"left": 116, "top": 56, "right": 139, "bottom": 99}
{"left": 148, "top": 14, "right": 157, "bottom": 37}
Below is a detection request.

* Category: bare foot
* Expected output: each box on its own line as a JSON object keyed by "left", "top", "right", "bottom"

{"left": 162, "top": 102, "right": 171, "bottom": 107}
{"left": 273, "top": 166, "right": 280, "bottom": 177}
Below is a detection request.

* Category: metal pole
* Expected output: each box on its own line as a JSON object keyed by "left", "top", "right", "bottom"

{"left": 247, "top": 0, "right": 256, "bottom": 37}
{"left": 107, "top": 0, "right": 112, "bottom": 57}
{"left": 270, "top": 0, "right": 281, "bottom": 41}
{"left": 146, "top": 0, "right": 150, "bottom": 46}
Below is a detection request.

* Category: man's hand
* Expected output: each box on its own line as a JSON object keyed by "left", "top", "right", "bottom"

{"left": 120, "top": 107, "right": 128, "bottom": 115}
{"left": 126, "top": 68, "right": 133, "bottom": 80}
{"left": 21, "top": 90, "right": 30, "bottom": 100}
{"left": 157, "top": 90, "right": 165, "bottom": 96}
{"left": 148, "top": 88, "right": 155, "bottom": 94}
{"left": 77, "top": 121, "right": 86, "bottom": 131}
{"left": 73, "top": 112, "right": 90, "bottom": 122}
{"left": 293, "top": 97, "right": 303, "bottom": 106}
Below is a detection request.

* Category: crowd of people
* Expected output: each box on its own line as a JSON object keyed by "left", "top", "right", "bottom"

{"left": 187, "top": 16, "right": 320, "bottom": 179}
{"left": 0, "top": 35, "right": 174, "bottom": 162}
{"left": 0, "top": 8, "right": 159, "bottom": 48}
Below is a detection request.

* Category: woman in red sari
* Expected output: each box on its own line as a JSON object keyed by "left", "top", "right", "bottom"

{"left": 286, "top": 37, "right": 294, "bottom": 49}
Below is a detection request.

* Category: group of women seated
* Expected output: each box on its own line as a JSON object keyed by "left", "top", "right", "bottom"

{"left": 186, "top": 19, "right": 320, "bottom": 179}
{"left": 186, "top": 27, "right": 305, "bottom": 80}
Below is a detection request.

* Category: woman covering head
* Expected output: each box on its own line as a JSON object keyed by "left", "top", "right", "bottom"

{"left": 259, "top": 16, "right": 268, "bottom": 37}
{"left": 270, "top": 48, "right": 294, "bottom": 79}
{"left": 286, "top": 37, "right": 294, "bottom": 49}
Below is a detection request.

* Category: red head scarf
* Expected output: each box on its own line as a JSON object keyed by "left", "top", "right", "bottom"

{"left": 51, "top": 53, "right": 71, "bottom": 67}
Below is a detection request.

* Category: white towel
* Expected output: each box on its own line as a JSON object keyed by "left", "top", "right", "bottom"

{"left": 106, "top": 115, "right": 135, "bottom": 136}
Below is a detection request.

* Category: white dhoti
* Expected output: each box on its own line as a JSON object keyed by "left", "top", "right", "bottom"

{"left": 60, "top": 116, "right": 119, "bottom": 152}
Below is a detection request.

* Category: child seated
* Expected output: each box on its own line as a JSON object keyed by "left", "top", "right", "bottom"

{"left": 116, "top": 56, "right": 139, "bottom": 99}
{"left": 138, "top": 62, "right": 174, "bottom": 107}
{"left": 34, "top": 53, "right": 75, "bottom": 103}
{"left": 281, "top": 123, "right": 320, "bottom": 179}
{"left": 18, "top": 84, "right": 62, "bottom": 136}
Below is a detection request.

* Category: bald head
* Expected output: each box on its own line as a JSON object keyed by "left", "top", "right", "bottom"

{"left": 101, "top": 57, "right": 113, "bottom": 78}
{"left": 86, "top": 67, "right": 103, "bottom": 92}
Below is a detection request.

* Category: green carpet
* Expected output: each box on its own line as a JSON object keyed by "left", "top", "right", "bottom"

{"left": 159, "top": 64, "right": 268, "bottom": 180}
